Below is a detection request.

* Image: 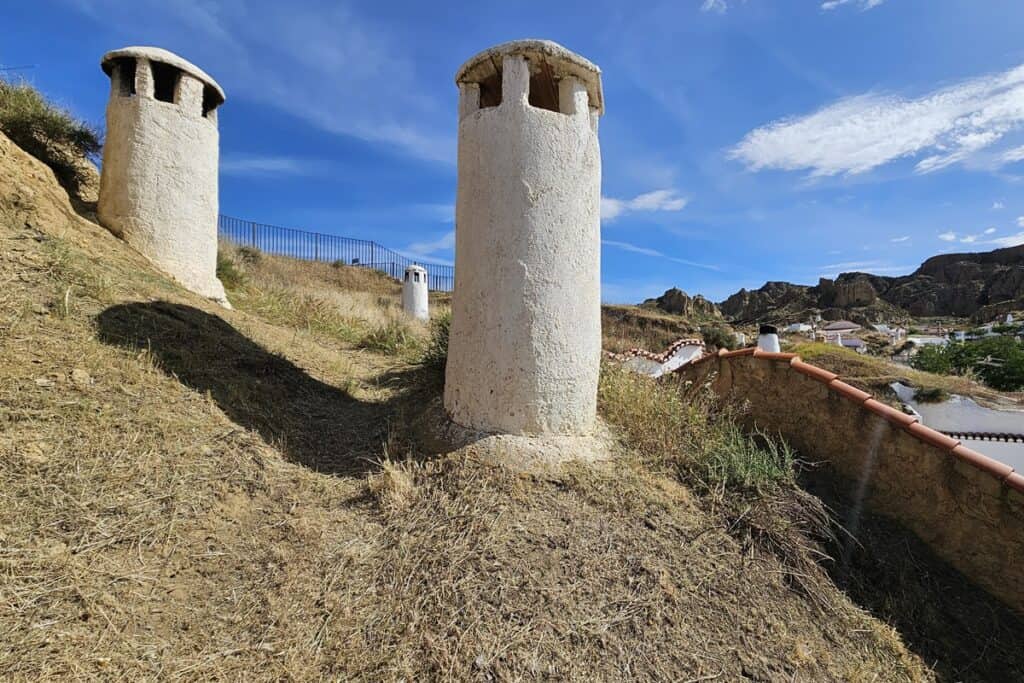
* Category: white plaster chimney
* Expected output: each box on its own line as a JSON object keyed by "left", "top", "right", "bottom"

{"left": 402, "top": 264, "right": 429, "bottom": 321}
{"left": 98, "top": 46, "right": 229, "bottom": 307}
{"left": 444, "top": 40, "right": 604, "bottom": 436}
{"left": 757, "top": 324, "right": 781, "bottom": 353}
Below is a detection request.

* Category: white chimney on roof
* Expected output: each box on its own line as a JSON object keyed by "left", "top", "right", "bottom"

{"left": 757, "top": 324, "right": 781, "bottom": 353}
{"left": 402, "top": 264, "right": 429, "bottom": 321}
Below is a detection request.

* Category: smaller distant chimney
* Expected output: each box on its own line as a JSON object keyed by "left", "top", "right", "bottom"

{"left": 735, "top": 331, "right": 747, "bottom": 346}
{"left": 757, "top": 324, "right": 780, "bottom": 353}
{"left": 402, "top": 264, "right": 429, "bottom": 321}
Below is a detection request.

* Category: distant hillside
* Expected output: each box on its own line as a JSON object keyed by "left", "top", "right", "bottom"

{"left": 719, "top": 245, "right": 1024, "bottom": 324}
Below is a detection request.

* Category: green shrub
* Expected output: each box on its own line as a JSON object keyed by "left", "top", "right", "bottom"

{"left": 913, "top": 386, "right": 950, "bottom": 403}
{"left": 216, "top": 251, "right": 247, "bottom": 291}
{"left": 237, "top": 246, "right": 262, "bottom": 264}
{"left": 911, "top": 337, "right": 1024, "bottom": 391}
{"left": 701, "top": 323, "right": 736, "bottom": 351}
{"left": 0, "top": 77, "right": 101, "bottom": 197}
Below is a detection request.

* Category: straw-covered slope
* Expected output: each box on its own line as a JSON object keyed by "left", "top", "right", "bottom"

{"left": 3, "top": 123, "right": 1021, "bottom": 680}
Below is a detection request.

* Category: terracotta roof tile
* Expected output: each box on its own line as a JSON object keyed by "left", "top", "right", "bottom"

{"left": 952, "top": 444, "right": 1015, "bottom": 481}
{"left": 751, "top": 350, "right": 799, "bottom": 361}
{"left": 864, "top": 399, "right": 919, "bottom": 427}
{"left": 904, "top": 422, "right": 960, "bottom": 451}
{"left": 827, "top": 379, "right": 871, "bottom": 404}
{"left": 790, "top": 358, "right": 838, "bottom": 384}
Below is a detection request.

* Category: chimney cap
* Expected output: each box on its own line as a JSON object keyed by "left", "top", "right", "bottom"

{"left": 101, "top": 46, "right": 225, "bottom": 103}
{"left": 759, "top": 324, "right": 778, "bottom": 335}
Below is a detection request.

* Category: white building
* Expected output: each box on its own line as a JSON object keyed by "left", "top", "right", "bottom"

{"left": 444, "top": 40, "right": 603, "bottom": 436}
{"left": 98, "top": 46, "right": 229, "bottom": 306}
{"left": 785, "top": 323, "right": 812, "bottom": 334}
{"left": 401, "top": 264, "right": 429, "bottom": 321}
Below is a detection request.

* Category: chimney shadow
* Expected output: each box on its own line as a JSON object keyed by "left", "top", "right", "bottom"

{"left": 95, "top": 301, "right": 436, "bottom": 477}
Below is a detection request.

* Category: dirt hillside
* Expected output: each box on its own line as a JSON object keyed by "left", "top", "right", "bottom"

{"left": 1, "top": 129, "right": 1016, "bottom": 680}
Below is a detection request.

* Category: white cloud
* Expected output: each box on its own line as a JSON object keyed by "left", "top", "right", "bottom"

{"left": 220, "top": 155, "right": 326, "bottom": 177}
{"left": 1003, "top": 145, "right": 1024, "bottom": 163}
{"left": 1018, "top": 216, "right": 1024, "bottom": 228}
{"left": 960, "top": 234, "right": 978, "bottom": 244}
{"left": 601, "top": 189, "right": 689, "bottom": 222}
{"left": 406, "top": 230, "right": 455, "bottom": 257}
{"left": 890, "top": 235, "right": 910, "bottom": 242}
{"left": 938, "top": 231, "right": 957, "bottom": 241}
{"left": 602, "top": 239, "right": 719, "bottom": 271}
{"left": 818, "top": 259, "right": 913, "bottom": 278}
{"left": 993, "top": 201, "right": 1005, "bottom": 210}
{"left": 990, "top": 232, "right": 1024, "bottom": 247}
{"left": 700, "top": 0, "right": 728, "bottom": 13}
{"left": 821, "top": 0, "right": 886, "bottom": 10}
{"left": 730, "top": 63, "right": 1024, "bottom": 177}
{"left": 984, "top": 227, "right": 997, "bottom": 234}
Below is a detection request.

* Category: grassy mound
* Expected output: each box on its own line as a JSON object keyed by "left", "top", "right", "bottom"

{"left": 2, "top": 121, "right": 1022, "bottom": 679}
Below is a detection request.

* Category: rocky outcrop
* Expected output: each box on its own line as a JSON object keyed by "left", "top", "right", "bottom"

{"left": 719, "top": 245, "right": 1024, "bottom": 322}
{"left": 645, "top": 287, "right": 722, "bottom": 318}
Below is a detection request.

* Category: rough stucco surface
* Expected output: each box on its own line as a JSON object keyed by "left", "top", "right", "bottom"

{"left": 402, "top": 265, "right": 429, "bottom": 321}
{"left": 677, "top": 356, "right": 1024, "bottom": 613}
{"left": 98, "top": 54, "right": 229, "bottom": 306}
{"left": 445, "top": 51, "right": 602, "bottom": 436}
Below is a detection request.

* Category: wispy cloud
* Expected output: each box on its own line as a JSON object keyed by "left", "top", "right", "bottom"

{"left": 220, "top": 155, "right": 327, "bottom": 177}
{"left": 699, "top": 0, "right": 728, "bottom": 14}
{"left": 990, "top": 232, "right": 1024, "bottom": 248}
{"left": 821, "top": 0, "right": 886, "bottom": 11}
{"left": 602, "top": 239, "right": 719, "bottom": 271}
{"left": 730, "top": 63, "right": 1024, "bottom": 177}
{"left": 1018, "top": 216, "right": 1024, "bottom": 228}
{"left": 64, "top": 0, "right": 455, "bottom": 163}
{"left": 993, "top": 201, "right": 1005, "bottom": 210}
{"left": 818, "top": 259, "right": 913, "bottom": 277}
{"left": 406, "top": 230, "right": 455, "bottom": 257}
{"left": 890, "top": 235, "right": 910, "bottom": 242}
{"left": 938, "top": 231, "right": 957, "bottom": 241}
{"left": 1003, "top": 145, "right": 1024, "bottom": 163}
{"left": 601, "top": 189, "right": 689, "bottom": 222}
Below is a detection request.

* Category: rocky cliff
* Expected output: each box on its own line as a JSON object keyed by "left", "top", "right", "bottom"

{"left": 719, "top": 245, "right": 1024, "bottom": 323}
{"left": 643, "top": 287, "right": 722, "bottom": 318}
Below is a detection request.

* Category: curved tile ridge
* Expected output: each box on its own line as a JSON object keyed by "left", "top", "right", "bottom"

{"left": 604, "top": 337, "right": 705, "bottom": 364}
{"left": 675, "top": 348, "right": 1021, "bottom": 491}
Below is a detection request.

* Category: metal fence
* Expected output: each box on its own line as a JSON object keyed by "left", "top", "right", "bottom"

{"left": 217, "top": 214, "right": 455, "bottom": 292}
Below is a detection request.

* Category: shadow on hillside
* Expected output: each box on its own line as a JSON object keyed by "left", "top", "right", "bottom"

{"left": 96, "top": 301, "right": 440, "bottom": 477}
{"left": 801, "top": 471, "right": 1024, "bottom": 683}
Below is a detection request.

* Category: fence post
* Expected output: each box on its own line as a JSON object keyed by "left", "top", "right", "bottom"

{"left": 315, "top": 233, "right": 320, "bottom": 262}
{"left": 251, "top": 221, "right": 257, "bottom": 247}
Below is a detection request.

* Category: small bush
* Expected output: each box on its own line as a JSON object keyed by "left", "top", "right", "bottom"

{"left": 216, "top": 251, "right": 247, "bottom": 290}
{"left": 0, "top": 77, "right": 101, "bottom": 197}
{"left": 420, "top": 310, "right": 450, "bottom": 372}
{"left": 701, "top": 323, "right": 736, "bottom": 351}
{"left": 598, "top": 363, "right": 794, "bottom": 493}
{"left": 358, "top": 319, "right": 420, "bottom": 356}
{"left": 237, "top": 246, "right": 262, "bottom": 264}
{"left": 913, "top": 386, "right": 949, "bottom": 403}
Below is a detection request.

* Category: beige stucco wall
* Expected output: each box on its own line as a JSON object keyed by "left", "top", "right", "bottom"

{"left": 98, "top": 49, "right": 228, "bottom": 306}
{"left": 444, "top": 44, "right": 602, "bottom": 436}
{"left": 676, "top": 354, "right": 1024, "bottom": 613}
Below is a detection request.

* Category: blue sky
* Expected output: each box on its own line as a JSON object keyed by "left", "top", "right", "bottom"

{"left": 7, "top": 0, "right": 1024, "bottom": 302}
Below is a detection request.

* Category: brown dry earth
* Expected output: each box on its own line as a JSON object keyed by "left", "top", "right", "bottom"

{"left": 0, "top": 129, "right": 959, "bottom": 680}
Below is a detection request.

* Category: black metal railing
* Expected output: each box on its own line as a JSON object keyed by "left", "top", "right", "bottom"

{"left": 217, "top": 214, "right": 455, "bottom": 292}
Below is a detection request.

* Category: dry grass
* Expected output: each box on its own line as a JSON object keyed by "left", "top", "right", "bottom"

{"left": 601, "top": 304, "right": 698, "bottom": 354}
{"left": 217, "top": 243, "right": 441, "bottom": 358}
{"left": 4, "top": 127, "right": 1020, "bottom": 680}
{"left": 789, "top": 342, "right": 1023, "bottom": 407}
